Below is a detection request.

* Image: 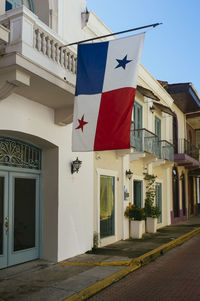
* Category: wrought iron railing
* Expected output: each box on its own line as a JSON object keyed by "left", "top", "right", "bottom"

{"left": 130, "top": 128, "right": 161, "bottom": 157}
{"left": 160, "top": 140, "right": 174, "bottom": 161}
{"left": 178, "top": 138, "right": 199, "bottom": 161}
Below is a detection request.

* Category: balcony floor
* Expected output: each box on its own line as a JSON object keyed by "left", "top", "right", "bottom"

{"left": 174, "top": 153, "right": 200, "bottom": 169}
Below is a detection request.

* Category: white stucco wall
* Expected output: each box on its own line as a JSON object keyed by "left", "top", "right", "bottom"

{"left": 58, "top": 0, "right": 87, "bottom": 44}
{"left": 0, "top": 94, "right": 94, "bottom": 261}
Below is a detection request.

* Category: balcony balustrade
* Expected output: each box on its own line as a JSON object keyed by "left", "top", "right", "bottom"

{"left": 174, "top": 138, "right": 200, "bottom": 168}
{"left": 178, "top": 139, "right": 199, "bottom": 161}
{"left": 33, "top": 28, "right": 76, "bottom": 74}
{"left": 130, "top": 128, "right": 161, "bottom": 158}
{"left": 130, "top": 128, "right": 174, "bottom": 161}
{"left": 0, "top": 6, "right": 78, "bottom": 124}
{"left": 0, "top": 7, "right": 77, "bottom": 80}
{"left": 160, "top": 140, "right": 174, "bottom": 161}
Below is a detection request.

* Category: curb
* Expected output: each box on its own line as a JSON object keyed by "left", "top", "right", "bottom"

{"left": 64, "top": 227, "right": 200, "bottom": 301}
{"left": 59, "top": 260, "right": 131, "bottom": 266}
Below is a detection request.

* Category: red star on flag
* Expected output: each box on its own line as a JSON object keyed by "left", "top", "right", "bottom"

{"left": 75, "top": 115, "right": 88, "bottom": 132}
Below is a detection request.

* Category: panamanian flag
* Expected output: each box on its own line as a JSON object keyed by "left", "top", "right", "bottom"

{"left": 72, "top": 32, "right": 145, "bottom": 151}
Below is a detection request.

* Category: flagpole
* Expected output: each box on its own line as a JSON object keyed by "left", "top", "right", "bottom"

{"left": 60, "top": 22, "right": 162, "bottom": 49}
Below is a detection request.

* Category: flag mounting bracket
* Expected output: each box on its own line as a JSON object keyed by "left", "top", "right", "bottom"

{"left": 60, "top": 22, "right": 162, "bottom": 49}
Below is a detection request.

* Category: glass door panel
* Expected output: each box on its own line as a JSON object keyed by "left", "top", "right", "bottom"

{"left": 8, "top": 172, "right": 40, "bottom": 267}
{"left": 14, "top": 178, "right": 36, "bottom": 252}
{"left": 100, "top": 176, "right": 115, "bottom": 238}
{"left": 133, "top": 102, "right": 143, "bottom": 151}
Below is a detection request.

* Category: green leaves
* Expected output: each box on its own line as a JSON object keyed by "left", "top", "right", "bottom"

{"left": 144, "top": 172, "right": 160, "bottom": 218}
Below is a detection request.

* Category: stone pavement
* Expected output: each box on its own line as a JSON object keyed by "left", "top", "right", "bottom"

{"left": 90, "top": 232, "right": 200, "bottom": 301}
{"left": 0, "top": 217, "right": 200, "bottom": 301}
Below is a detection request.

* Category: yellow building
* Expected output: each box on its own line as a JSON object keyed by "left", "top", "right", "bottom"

{"left": 166, "top": 82, "right": 200, "bottom": 221}
{"left": 94, "top": 66, "right": 176, "bottom": 246}
{"left": 94, "top": 76, "right": 200, "bottom": 247}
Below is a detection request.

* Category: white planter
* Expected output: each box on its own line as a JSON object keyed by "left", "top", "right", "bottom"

{"left": 146, "top": 217, "right": 157, "bottom": 233}
{"left": 130, "top": 220, "right": 144, "bottom": 239}
{"left": 142, "top": 220, "right": 145, "bottom": 235}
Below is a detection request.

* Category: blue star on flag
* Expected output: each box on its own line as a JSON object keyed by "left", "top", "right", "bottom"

{"left": 115, "top": 55, "right": 133, "bottom": 70}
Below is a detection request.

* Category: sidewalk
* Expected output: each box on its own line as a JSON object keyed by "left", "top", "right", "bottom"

{"left": 1, "top": 217, "right": 200, "bottom": 301}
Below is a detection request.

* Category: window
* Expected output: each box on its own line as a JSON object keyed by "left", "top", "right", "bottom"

{"left": 173, "top": 116, "right": 178, "bottom": 153}
{"left": 5, "top": 0, "right": 34, "bottom": 12}
{"left": 133, "top": 101, "right": 143, "bottom": 130}
{"left": 133, "top": 180, "right": 143, "bottom": 208}
{"left": 155, "top": 116, "right": 161, "bottom": 140}
{"left": 155, "top": 116, "right": 161, "bottom": 157}
{"left": 132, "top": 101, "right": 143, "bottom": 151}
{"left": 100, "top": 175, "right": 115, "bottom": 238}
{"left": 6, "top": 1, "right": 13, "bottom": 10}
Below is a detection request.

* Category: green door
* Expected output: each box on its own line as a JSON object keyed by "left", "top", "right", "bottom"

{"left": 0, "top": 171, "right": 40, "bottom": 269}
{"left": 133, "top": 102, "right": 143, "bottom": 151}
{"left": 155, "top": 116, "right": 161, "bottom": 158}
{"left": 100, "top": 176, "right": 115, "bottom": 238}
{"left": 155, "top": 182, "right": 162, "bottom": 223}
{"left": 133, "top": 101, "right": 143, "bottom": 130}
{"left": 133, "top": 180, "right": 143, "bottom": 208}
{"left": 0, "top": 171, "right": 8, "bottom": 269}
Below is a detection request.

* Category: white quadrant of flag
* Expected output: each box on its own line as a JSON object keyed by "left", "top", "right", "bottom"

{"left": 103, "top": 33, "right": 145, "bottom": 92}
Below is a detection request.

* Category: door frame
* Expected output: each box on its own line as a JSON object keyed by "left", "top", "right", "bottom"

{"left": 0, "top": 171, "right": 9, "bottom": 269}
{"left": 0, "top": 166, "right": 41, "bottom": 269}
{"left": 8, "top": 172, "right": 40, "bottom": 267}
{"left": 96, "top": 168, "right": 118, "bottom": 247}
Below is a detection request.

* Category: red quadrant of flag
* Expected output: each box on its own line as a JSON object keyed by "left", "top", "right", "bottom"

{"left": 94, "top": 87, "right": 136, "bottom": 151}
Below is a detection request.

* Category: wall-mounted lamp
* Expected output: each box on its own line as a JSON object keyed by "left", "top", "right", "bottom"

{"left": 150, "top": 105, "right": 156, "bottom": 114}
{"left": 71, "top": 157, "right": 82, "bottom": 174}
{"left": 81, "top": 8, "right": 89, "bottom": 26}
{"left": 126, "top": 169, "right": 133, "bottom": 180}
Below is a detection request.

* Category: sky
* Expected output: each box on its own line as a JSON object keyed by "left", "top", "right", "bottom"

{"left": 87, "top": 0, "right": 200, "bottom": 94}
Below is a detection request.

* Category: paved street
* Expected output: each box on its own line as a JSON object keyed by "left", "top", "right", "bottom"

{"left": 0, "top": 218, "right": 200, "bottom": 301}
{"left": 90, "top": 234, "right": 200, "bottom": 301}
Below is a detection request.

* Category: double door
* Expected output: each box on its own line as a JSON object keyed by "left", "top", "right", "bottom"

{"left": 0, "top": 171, "right": 40, "bottom": 269}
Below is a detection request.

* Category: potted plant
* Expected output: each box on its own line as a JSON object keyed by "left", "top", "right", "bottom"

{"left": 124, "top": 203, "right": 145, "bottom": 239}
{"left": 143, "top": 172, "right": 161, "bottom": 233}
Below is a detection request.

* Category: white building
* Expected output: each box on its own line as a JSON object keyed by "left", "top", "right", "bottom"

{"left": 0, "top": 0, "right": 114, "bottom": 269}
{"left": 1, "top": 0, "right": 198, "bottom": 271}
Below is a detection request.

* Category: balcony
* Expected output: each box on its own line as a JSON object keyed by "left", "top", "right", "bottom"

{"left": 130, "top": 128, "right": 174, "bottom": 165}
{"left": 0, "top": 6, "right": 77, "bottom": 125}
{"left": 160, "top": 140, "right": 174, "bottom": 161}
{"left": 174, "top": 139, "right": 200, "bottom": 169}
{"left": 130, "top": 128, "right": 160, "bottom": 157}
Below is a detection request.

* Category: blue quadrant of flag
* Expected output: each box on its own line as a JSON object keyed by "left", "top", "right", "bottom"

{"left": 75, "top": 42, "right": 109, "bottom": 96}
